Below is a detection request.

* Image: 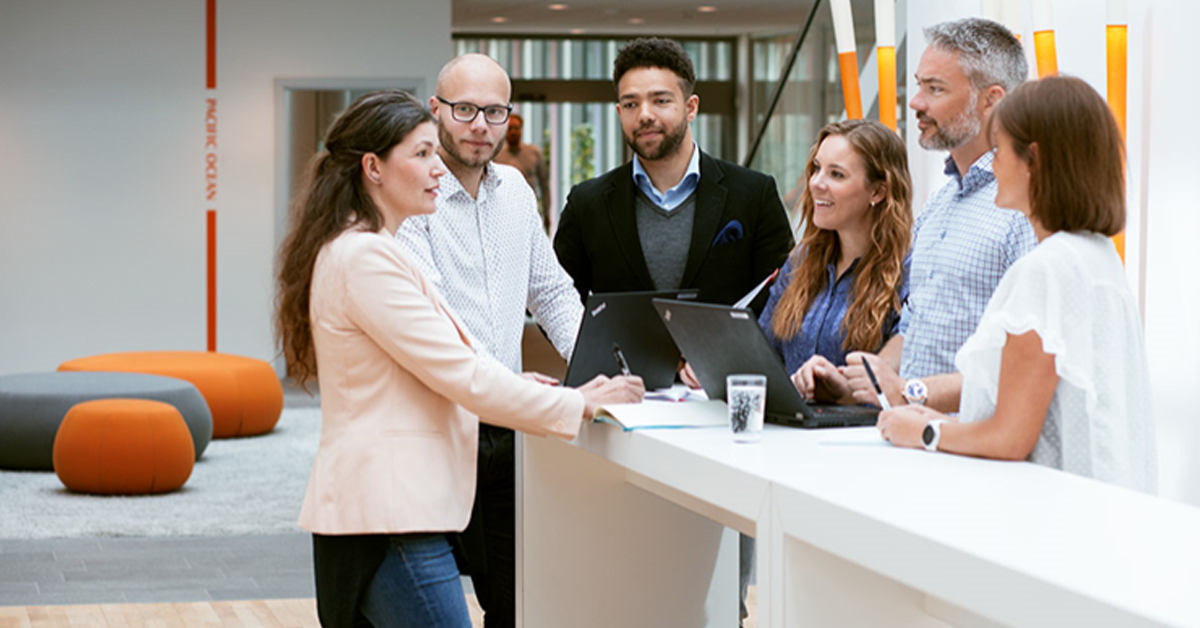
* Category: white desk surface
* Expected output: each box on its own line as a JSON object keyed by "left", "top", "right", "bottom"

{"left": 566, "top": 414, "right": 1200, "bottom": 627}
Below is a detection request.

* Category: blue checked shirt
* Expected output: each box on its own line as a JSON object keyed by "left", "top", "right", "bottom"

{"left": 898, "top": 152, "right": 1037, "bottom": 379}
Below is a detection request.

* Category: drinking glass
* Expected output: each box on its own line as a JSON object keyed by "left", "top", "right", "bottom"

{"left": 726, "top": 374, "right": 766, "bottom": 443}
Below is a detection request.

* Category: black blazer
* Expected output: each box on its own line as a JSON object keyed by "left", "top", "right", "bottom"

{"left": 554, "top": 151, "right": 794, "bottom": 313}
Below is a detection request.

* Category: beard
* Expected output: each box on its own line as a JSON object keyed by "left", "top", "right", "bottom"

{"left": 917, "top": 90, "right": 981, "bottom": 151}
{"left": 438, "top": 123, "right": 504, "bottom": 169}
{"left": 625, "top": 116, "right": 689, "bottom": 162}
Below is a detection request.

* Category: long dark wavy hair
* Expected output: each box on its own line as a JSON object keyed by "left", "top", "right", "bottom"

{"left": 274, "top": 90, "right": 434, "bottom": 389}
{"left": 771, "top": 119, "right": 912, "bottom": 354}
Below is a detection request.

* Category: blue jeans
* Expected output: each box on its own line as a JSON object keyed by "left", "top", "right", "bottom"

{"left": 360, "top": 533, "right": 472, "bottom": 628}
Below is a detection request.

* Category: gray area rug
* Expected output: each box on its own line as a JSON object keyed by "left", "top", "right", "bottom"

{"left": 0, "top": 407, "right": 320, "bottom": 539}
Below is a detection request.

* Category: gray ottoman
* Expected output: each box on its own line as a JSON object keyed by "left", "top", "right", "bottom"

{"left": 0, "top": 372, "right": 214, "bottom": 470}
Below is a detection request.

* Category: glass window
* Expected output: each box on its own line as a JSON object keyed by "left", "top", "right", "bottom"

{"left": 453, "top": 36, "right": 735, "bottom": 232}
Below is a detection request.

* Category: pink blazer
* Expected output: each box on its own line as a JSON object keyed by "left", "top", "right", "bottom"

{"left": 297, "top": 228, "right": 584, "bottom": 535}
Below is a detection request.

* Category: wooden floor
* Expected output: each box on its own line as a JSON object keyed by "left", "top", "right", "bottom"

{"left": 0, "top": 588, "right": 757, "bottom": 627}
{"left": 0, "top": 597, "right": 484, "bottom": 628}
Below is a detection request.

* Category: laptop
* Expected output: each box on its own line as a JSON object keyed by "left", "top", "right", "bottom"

{"left": 651, "top": 299, "right": 879, "bottom": 428}
{"left": 563, "top": 289, "right": 699, "bottom": 390}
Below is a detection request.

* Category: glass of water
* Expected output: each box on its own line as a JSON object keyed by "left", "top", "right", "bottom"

{"left": 726, "top": 374, "right": 766, "bottom": 443}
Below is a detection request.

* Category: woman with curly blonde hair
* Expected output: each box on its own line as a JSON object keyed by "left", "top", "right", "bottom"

{"left": 761, "top": 119, "right": 912, "bottom": 403}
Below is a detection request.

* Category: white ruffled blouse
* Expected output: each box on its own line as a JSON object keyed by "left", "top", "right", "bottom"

{"left": 955, "top": 231, "right": 1157, "bottom": 493}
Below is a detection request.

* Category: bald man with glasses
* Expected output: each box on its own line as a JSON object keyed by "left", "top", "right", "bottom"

{"left": 395, "top": 54, "right": 584, "bottom": 628}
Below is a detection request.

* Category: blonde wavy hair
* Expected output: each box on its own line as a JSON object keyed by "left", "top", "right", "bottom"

{"left": 771, "top": 119, "right": 912, "bottom": 354}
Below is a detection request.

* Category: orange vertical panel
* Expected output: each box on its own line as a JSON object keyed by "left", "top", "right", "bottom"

{"left": 1107, "top": 24, "right": 1128, "bottom": 262}
{"left": 207, "top": 211, "right": 217, "bottom": 352}
{"left": 1033, "top": 30, "right": 1058, "bottom": 78}
{"left": 838, "top": 51, "right": 863, "bottom": 120}
{"left": 1107, "top": 25, "right": 1127, "bottom": 139}
{"left": 876, "top": 46, "right": 897, "bottom": 131}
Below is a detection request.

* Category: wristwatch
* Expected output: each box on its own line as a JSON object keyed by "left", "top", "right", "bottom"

{"left": 903, "top": 379, "right": 928, "bottom": 406}
{"left": 922, "top": 419, "right": 947, "bottom": 452}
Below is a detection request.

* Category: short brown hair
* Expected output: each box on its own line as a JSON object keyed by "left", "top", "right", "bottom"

{"left": 991, "top": 76, "right": 1125, "bottom": 236}
{"left": 612, "top": 38, "right": 696, "bottom": 96}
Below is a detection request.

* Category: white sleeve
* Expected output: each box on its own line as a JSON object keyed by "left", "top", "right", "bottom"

{"left": 524, "top": 205, "right": 584, "bottom": 361}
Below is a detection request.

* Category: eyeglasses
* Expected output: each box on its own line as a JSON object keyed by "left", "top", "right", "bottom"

{"left": 436, "top": 96, "right": 513, "bottom": 125}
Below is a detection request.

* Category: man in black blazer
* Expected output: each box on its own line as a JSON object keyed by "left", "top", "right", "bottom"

{"left": 552, "top": 37, "right": 793, "bottom": 628}
{"left": 554, "top": 38, "right": 793, "bottom": 315}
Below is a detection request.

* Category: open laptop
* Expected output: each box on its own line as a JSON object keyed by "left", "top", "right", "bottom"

{"left": 651, "top": 298, "right": 879, "bottom": 428}
{"left": 563, "top": 289, "right": 699, "bottom": 390}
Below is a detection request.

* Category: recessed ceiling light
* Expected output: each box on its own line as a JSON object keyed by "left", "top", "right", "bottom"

{"left": 628, "top": 17, "right": 645, "bottom": 24}
{"left": 491, "top": 16, "right": 508, "bottom": 23}
{"left": 569, "top": 28, "right": 586, "bottom": 34}
{"left": 547, "top": 3, "right": 568, "bottom": 9}
{"left": 697, "top": 5, "right": 718, "bottom": 12}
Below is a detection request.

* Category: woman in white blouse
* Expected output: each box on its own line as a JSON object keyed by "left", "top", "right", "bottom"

{"left": 877, "top": 76, "right": 1156, "bottom": 493}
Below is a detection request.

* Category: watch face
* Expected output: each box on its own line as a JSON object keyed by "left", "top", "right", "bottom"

{"left": 905, "top": 380, "right": 927, "bottom": 401}
{"left": 922, "top": 423, "right": 935, "bottom": 446}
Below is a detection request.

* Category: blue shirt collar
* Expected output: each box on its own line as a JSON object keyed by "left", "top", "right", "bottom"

{"left": 631, "top": 143, "right": 700, "bottom": 210}
{"left": 943, "top": 151, "right": 995, "bottom": 196}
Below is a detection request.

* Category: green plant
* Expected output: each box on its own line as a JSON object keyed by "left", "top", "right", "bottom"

{"left": 570, "top": 124, "right": 595, "bottom": 185}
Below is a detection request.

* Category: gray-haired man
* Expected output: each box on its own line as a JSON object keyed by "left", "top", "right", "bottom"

{"left": 839, "top": 18, "right": 1037, "bottom": 411}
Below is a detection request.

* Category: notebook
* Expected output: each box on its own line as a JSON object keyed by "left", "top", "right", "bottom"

{"left": 651, "top": 299, "right": 879, "bottom": 428}
{"left": 563, "top": 289, "right": 699, "bottom": 390}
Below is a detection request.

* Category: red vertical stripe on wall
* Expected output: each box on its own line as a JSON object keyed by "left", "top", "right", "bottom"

{"left": 206, "top": 1, "right": 216, "bottom": 350}
{"left": 206, "top": 0, "right": 216, "bottom": 89}
{"left": 207, "top": 210, "right": 217, "bottom": 351}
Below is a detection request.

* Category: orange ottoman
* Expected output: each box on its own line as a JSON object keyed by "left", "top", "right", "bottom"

{"left": 59, "top": 351, "right": 283, "bottom": 438}
{"left": 53, "top": 399, "right": 194, "bottom": 494}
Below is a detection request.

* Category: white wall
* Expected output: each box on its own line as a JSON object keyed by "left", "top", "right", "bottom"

{"left": 905, "top": 0, "right": 1200, "bottom": 507}
{"left": 0, "top": 0, "right": 450, "bottom": 373}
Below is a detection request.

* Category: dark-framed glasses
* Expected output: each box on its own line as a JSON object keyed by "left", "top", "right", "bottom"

{"left": 436, "top": 96, "right": 513, "bottom": 125}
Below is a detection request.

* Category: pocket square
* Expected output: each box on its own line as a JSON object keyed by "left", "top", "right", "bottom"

{"left": 711, "top": 220, "right": 744, "bottom": 247}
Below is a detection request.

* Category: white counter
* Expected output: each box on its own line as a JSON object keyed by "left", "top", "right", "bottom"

{"left": 518, "top": 409, "right": 1200, "bottom": 627}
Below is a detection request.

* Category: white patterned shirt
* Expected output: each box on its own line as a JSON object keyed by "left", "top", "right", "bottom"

{"left": 395, "top": 160, "right": 583, "bottom": 373}
{"left": 956, "top": 232, "right": 1156, "bottom": 493}
{"left": 898, "top": 152, "right": 1037, "bottom": 379}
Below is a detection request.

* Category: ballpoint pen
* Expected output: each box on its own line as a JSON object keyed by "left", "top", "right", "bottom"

{"left": 860, "top": 359, "right": 892, "bottom": 411}
{"left": 612, "top": 343, "right": 632, "bottom": 377}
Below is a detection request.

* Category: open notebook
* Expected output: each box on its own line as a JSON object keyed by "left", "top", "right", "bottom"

{"left": 593, "top": 399, "right": 728, "bottom": 431}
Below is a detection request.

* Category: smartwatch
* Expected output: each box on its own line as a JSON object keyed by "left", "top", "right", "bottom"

{"left": 922, "top": 419, "right": 947, "bottom": 452}
{"left": 903, "top": 379, "right": 928, "bottom": 406}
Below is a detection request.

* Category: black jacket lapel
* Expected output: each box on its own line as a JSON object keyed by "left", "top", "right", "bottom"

{"left": 680, "top": 152, "right": 727, "bottom": 288}
{"left": 603, "top": 165, "right": 656, "bottom": 290}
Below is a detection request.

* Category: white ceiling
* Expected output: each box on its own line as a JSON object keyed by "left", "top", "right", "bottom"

{"left": 452, "top": 0, "right": 822, "bottom": 36}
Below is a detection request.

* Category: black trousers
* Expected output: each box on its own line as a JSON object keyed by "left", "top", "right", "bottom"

{"left": 452, "top": 424, "right": 515, "bottom": 628}
{"left": 311, "top": 533, "right": 389, "bottom": 628}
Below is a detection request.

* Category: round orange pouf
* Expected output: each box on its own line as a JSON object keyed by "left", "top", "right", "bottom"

{"left": 53, "top": 399, "right": 195, "bottom": 494}
{"left": 58, "top": 351, "right": 283, "bottom": 438}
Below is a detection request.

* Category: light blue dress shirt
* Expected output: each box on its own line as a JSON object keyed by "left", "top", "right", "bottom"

{"left": 897, "top": 152, "right": 1037, "bottom": 380}
{"left": 631, "top": 143, "right": 700, "bottom": 210}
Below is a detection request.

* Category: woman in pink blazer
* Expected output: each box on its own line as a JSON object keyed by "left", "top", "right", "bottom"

{"left": 275, "top": 90, "right": 643, "bottom": 628}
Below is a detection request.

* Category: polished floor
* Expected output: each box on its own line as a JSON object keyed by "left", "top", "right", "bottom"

{"left": 0, "top": 534, "right": 316, "bottom": 607}
{"left": 0, "top": 533, "right": 490, "bottom": 625}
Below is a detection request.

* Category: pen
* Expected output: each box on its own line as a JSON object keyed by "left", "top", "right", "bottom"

{"left": 860, "top": 359, "right": 892, "bottom": 411}
{"left": 612, "top": 343, "right": 632, "bottom": 377}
